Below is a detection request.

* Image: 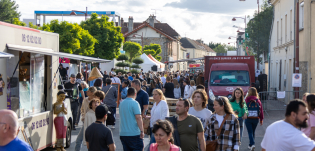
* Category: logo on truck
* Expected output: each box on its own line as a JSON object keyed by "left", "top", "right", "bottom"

{"left": 226, "top": 87, "right": 234, "bottom": 92}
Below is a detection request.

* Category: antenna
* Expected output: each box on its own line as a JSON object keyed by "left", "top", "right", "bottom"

{"left": 151, "top": 9, "right": 161, "bottom": 16}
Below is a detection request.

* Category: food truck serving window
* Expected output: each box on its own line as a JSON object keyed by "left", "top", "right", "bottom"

{"left": 210, "top": 70, "right": 250, "bottom": 86}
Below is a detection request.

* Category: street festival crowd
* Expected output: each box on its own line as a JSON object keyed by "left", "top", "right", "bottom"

{"left": 3, "top": 66, "right": 315, "bottom": 151}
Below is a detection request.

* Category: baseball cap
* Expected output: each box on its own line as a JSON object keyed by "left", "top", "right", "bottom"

{"left": 70, "top": 74, "right": 76, "bottom": 78}
{"left": 95, "top": 105, "right": 109, "bottom": 119}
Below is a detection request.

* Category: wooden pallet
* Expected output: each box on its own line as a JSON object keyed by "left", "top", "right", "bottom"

{"left": 147, "top": 97, "right": 178, "bottom": 117}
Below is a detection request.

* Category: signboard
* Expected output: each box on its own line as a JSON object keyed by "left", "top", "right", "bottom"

{"left": 189, "top": 64, "right": 201, "bottom": 68}
{"left": 277, "top": 91, "right": 286, "bottom": 99}
{"left": 255, "top": 70, "right": 260, "bottom": 77}
{"left": 292, "top": 73, "right": 302, "bottom": 87}
{"left": 186, "top": 53, "right": 190, "bottom": 59}
{"left": 245, "top": 28, "right": 249, "bottom": 38}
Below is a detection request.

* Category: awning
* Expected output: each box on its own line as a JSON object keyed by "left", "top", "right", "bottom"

{"left": 0, "top": 52, "right": 14, "bottom": 58}
{"left": 6, "top": 44, "right": 111, "bottom": 63}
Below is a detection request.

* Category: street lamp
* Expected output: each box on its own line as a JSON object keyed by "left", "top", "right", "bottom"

{"left": 228, "top": 36, "right": 237, "bottom": 39}
{"left": 70, "top": 7, "right": 88, "bottom": 21}
{"left": 132, "top": 33, "right": 144, "bottom": 53}
{"left": 232, "top": 16, "right": 246, "bottom": 28}
{"left": 227, "top": 42, "right": 236, "bottom": 48}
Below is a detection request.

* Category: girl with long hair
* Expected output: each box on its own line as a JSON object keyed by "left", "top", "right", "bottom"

{"left": 245, "top": 87, "right": 264, "bottom": 151}
{"left": 205, "top": 96, "right": 240, "bottom": 151}
{"left": 145, "top": 89, "right": 169, "bottom": 146}
{"left": 230, "top": 87, "right": 248, "bottom": 142}
{"left": 173, "top": 79, "right": 181, "bottom": 99}
{"left": 302, "top": 94, "right": 315, "bottom": 140}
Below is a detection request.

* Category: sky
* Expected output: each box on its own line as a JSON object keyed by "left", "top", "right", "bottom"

{"left": 15, "top": 0, "right": 264, "bottom": 46}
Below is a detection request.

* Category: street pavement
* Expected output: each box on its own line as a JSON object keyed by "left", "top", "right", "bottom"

{"left": 43, "top": 110, "right": 285, "bottom": 151}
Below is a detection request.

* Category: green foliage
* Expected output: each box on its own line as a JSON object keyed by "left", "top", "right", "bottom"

{"left": 143, "top": 44, "right": 162, "bottom": 61}
{"left": 115, "top": 69, "right": 127, "bottom": 74}
{"left": 0, "top": 0, "right": 20, "bottom": 23}
{"left": 80, "top": 13, "right": 124, "bottom": 60}
{"left": 130, "top": 69, "right": 139, "bottom": 74}
{"left": 245, "top": 0, "right": 273, "bottom": 63}
{"left": 116, "top": 62, "right": 130, "bottom": 67}
{"left": 132, "top": 57, "right": 144, "bottom": 65}
{"left": 48, "top": 19, "right": 96, "bottom": 56}
{"left": 208, "top": 42, "right": 221, "bottom": 49}
{"left": 130, "top": 64, "right": 141, "bottom": 69}
{"left": 123, "top": 41, "right": 142, "bottom": 62}
{"left": 12, "top": 18, "right": 25, "bottom": 26}
{"left": 213, "top": 45, "right": 227, "bottom": 53}
{"left": 117, "top": 54, "right": 129, "bottom": 61}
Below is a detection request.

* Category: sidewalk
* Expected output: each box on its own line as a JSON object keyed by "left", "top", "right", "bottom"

{"left": 43, "top": 110, "right": 285, "bottom": 151}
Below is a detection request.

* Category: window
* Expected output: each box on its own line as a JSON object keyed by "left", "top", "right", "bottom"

{"left": 285, "top": 15, "right": 287, "bottom": 43}
{"left": 290, "top": 10, "right": 293, "bottom": 40}
{"left": 300, "top": 2, "right": 304, "bottom": 30}
{"left": 281, "top": 19, "right": 283, "bottom": 45}
{"left": 277, "top": 21, "right": 279, "bottom": 46}
{"left": 210, "top": 70, "right": 250, "bottom": 86}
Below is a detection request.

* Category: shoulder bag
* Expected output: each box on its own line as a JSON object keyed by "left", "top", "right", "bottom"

{"left": 206, "top": 114, "right": 230, "bottom": 151}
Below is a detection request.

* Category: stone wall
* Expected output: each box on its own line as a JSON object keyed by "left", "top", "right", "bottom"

{"left": 299, "top": 61, "right": 308, "bottom": 98}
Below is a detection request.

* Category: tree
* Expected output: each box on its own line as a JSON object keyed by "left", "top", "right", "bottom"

{"left": 48, "top": 20, "right": 96, "bottom": 56}
{"left": 80, "top": 13, "right": 124, "bottom": 60}
{"left": 143, "top": 44, "right": 162, "bottom": 61}
{"left": 213, "top": 45, "right": 227, "bottom": 53}
{"left": 0, "top": 0, "right": 20, "bottom": 23}
{"left": 209, "top": 42, "right": 221, "bottom": 49}
{"left": 123, "top": 41, "right": 142, "bottom": 62}
{"left": 245, "top": 0, "right": 273, "bottom": 67}
{"left": 116, "top": 54, "right": 130, "bottom": 72}
{"left": 12, "top": 18, "right": 25, "bottom": 26}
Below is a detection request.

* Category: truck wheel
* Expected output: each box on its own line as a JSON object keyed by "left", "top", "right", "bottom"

{"left": 65, "top": 122, "right": 71, "bottom": 148}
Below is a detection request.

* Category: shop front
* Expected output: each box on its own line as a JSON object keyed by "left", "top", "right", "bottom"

{"left": 0, "top": 21, "right": 109, "bottom": 150}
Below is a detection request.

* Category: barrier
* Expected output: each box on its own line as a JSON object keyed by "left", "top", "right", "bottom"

{"left": 258, "top": 91, "right": 302, "bottom": 116}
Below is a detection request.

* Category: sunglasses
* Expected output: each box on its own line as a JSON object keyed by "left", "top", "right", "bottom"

{"left": 217, "top": 96, "right": 225, "bottom": 106}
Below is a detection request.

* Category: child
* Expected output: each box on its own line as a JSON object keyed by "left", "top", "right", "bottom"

{"left": 121, "top": 81, "right": 129, "bottom": 100}
{"left": 75, "top": 86, "right": 97, "bottom": 151}
{"left": 93, "top": 90, "right": 105, "bottom": 102}
{"left": 83, "top": 99, "right": 100, "bottom": 145}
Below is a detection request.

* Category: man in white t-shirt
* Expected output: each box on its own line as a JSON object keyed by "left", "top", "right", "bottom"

{"left": 261, "top": 99, "right": 315, "bottom": 151}
{"left": 110, "top": 73, "right": 121, "bottom": 84}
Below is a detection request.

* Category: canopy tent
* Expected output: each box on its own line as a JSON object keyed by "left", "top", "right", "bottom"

{"left": 140, "top": 53, "right": 160, "bottom": 72}
{"left": 147, "top": 54, "right": 165, "bottom": 71}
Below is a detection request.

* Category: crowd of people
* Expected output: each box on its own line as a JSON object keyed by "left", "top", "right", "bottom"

{"left": 3, "top": 66, "right": 315, "bottom": 151}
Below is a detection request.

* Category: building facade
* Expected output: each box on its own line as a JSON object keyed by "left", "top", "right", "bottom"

{"left": 270, "top": 0, "right": 295, "bottom": 92}
{"left": 298, "top": 0, "right": 315, "bottom": 93}
{"left": 119, "top": 15, "right": 181, "bottom": 70}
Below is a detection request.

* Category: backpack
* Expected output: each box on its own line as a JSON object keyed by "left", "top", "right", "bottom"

{"left": 247, "top": 99, "right": 260, "bottom": 118}
{"left": 104, "top": 104, "right": 116, "bottom": 125}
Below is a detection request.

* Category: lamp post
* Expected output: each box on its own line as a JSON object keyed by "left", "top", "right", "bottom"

{"left": 232, "top": 16, "right": 246, "bottom": 28}
{"left": 70, "top": 7, "right": 88, "bottom": 81}
{"left": 132, "top": 33, "right": 144, "bottom": 53}
{"left": 228, "top": 36, "right": 237, "bottom": 39}
{"left": 70, "top": 7, "right": 88, "bottom": 21}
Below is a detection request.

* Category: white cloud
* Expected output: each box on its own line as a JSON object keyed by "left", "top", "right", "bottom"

{"left": 15, "top": 0, "right": 262, "bottom": 46}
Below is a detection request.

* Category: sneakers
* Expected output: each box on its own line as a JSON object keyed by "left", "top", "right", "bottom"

{"left": 111, "top": 125, "right": 115, "bottom": 129}
{"left": 248, "top": 145, "right": 255, "bottom": 151}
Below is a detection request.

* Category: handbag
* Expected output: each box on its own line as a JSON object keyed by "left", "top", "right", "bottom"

{"left": 143, "top": 118, "right": 150, "bottom": 135}
{"left": 206, "top": 114, "right": 230, "bottom": 151}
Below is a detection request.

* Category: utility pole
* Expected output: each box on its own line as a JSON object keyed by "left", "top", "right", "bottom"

{"left": 294, "top": 0, "right": 300, "bottom": 98}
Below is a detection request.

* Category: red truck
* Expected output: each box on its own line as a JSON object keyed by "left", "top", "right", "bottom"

{"left": 204, "top": 56, "right": 255, "bottom": 100}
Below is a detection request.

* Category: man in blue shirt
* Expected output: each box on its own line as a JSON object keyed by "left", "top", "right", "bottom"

{"left": 0, "top": 110, "right": 33, "bottom": 151}
{"left": 128, "top": 72, "right": 134, "bottom": 81}
{"left": 119, "top": 87, "right": 144, "bottom": 151}
{"left": 131, "top": 79, "right": 149, "bottom": 117}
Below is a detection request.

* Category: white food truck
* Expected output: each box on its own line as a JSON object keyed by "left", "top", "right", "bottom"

{"left": 0, "top": 21, "right": 110, "bottom": 150}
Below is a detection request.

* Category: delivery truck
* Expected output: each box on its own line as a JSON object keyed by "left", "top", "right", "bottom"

{"left": 204, "top": 56, "right": 255, "bottom": 100}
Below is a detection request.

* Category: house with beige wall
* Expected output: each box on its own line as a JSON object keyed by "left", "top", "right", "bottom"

{"left": 269, "top": 0, "right": 295, "bottom": 93}
{"left": 298, "top": 0, "right": 315, "bottom": 94}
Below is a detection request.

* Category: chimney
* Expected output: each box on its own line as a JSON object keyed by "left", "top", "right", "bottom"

{"left": 121, "top": 18, "right": 124, "bottom": 27}
{"left": 128, "top": 16, "right": 134, "bottom": 33}
{"left": 149, "top": 15, "right": 154, "bottom": 27}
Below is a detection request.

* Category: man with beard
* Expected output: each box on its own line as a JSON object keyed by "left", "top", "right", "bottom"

{"left": 261, "top": 99, "right": 315, "bottom": 151}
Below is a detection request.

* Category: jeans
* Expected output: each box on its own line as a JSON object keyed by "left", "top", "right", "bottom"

{"left": 238, "top": 117, "right": 244, "bottom": 142}
{"left": 111, "top": 107, "right": 116, "bottom": 126}
{"left": 120, "top": 135, "right": 144, "bottom": 151}
{"left": 74, "top": 125, "right": 84, "bottom": 151}
{"left": 245, "top": 118, "right": 259, "bottom": 146}
{"left": 71, "top": 101, "right": 79, "bottom": 129}
{"left": 76, "top": 97, "right": 83, "bottom": 124}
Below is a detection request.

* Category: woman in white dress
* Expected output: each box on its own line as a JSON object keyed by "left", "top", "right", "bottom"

{"left": 83, "top": 99, "right": 100, "bottom": 145}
